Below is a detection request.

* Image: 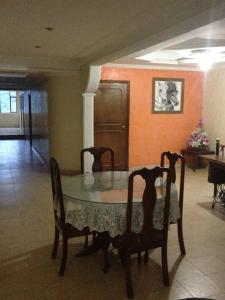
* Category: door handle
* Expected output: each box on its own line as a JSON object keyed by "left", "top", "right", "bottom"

{"left": 122, "top": 125, "right": 126, "bottom": 128}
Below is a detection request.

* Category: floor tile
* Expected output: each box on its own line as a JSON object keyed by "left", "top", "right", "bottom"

{"left": 1, "top": 140, "right": 225, "bottom": 299}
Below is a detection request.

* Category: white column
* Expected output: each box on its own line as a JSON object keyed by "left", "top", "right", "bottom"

{"left": 81, "top": 65, "right": 101, "bottom": 173}
{"left": 82, "top": 92, "right": 95, "bottom": 173}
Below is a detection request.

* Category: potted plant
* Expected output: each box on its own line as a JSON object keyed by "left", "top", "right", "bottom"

{"left": 187, "top": 119, "right": 209, "bottom": 151}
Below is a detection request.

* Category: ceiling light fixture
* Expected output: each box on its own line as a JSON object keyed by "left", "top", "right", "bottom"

{"left": 198, "top": 53, "right": 214, "bottom": 71}
{"left": 45, "top": 27, "right": 54, "bottom": 31}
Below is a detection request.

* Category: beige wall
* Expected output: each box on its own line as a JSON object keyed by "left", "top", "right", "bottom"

{"left": 0, "top": 113, "right": 20, "bottom": 128}
{"left": 48, "top": 73, "right": 82, "bottom": 172}
{"left": 0, "top": 93, "right": 20, "bottom": 128}
{"left": 203, "top": 67, "right": 225, "bottom": 150}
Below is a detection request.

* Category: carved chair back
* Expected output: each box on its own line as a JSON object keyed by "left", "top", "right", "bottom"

{"left": 160, "top": 151, "right": 185, "bottom": 216}
{"left": 50, "top": 157, "right": 65, "bottom": 228}
{"left": 80, "top": 147, "right": 114, "bottom": 173}
{"left": 126, "top": 166, "right": 171, "bottom": 245}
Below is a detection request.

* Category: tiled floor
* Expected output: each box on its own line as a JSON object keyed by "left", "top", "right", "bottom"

{"left": 0, "top": 140, "right": 225, "bottom": 300}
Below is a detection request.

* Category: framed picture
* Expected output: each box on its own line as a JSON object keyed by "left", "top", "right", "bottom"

{"left": 152, "top": 78, "right": 184, "bottom": 113}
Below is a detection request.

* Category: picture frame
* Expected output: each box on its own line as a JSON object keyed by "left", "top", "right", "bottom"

{"left": 152, "top": 78, "right": 184, "bottom": 113}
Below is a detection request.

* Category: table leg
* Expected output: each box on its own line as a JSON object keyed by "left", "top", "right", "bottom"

{"left": 76, "top": 231, "right": 111, "bottom": 272}
{"left": 76, "top": 231, "right": 111, "bottom": 256}
{"left": 212, "top": 184, "right": 217, "bottom": 208}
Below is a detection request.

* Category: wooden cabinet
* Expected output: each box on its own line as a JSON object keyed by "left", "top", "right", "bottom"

{"left": 181, "top": 149, "right": 215, "bottom": 171}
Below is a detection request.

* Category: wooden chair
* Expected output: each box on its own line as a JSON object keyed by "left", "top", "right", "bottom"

{"left": 50, "top": 157, "right": 89, "bottom": 276}
{"left": 160, "top": 151, "right": 186, "bottom": 255}
{"left": 80, "top": 146, "right": 114, "bottom": 246}
{"left": 80, "top": 146, "right": 114, "bottom": 174}
{"left": 112, "top": 167, "right": 172, "bottom": 299}
{"left": 220, "top": 144, "right": 225, "bottom": 157}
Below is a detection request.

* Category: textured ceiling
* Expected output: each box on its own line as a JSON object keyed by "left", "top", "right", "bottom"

{"left": 0, "top": 0, "right": 224, "bottom": 73}
{"left": 111, "top": 18, "right": 225, "bottom": 70}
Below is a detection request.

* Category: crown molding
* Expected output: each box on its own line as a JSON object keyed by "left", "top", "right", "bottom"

{"left": 104, "top": 63, "right": 202, "bottom": 72}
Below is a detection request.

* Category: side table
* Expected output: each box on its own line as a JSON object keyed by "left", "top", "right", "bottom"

{"left": 181, "top": 149, "right": 215, "bottom": 171}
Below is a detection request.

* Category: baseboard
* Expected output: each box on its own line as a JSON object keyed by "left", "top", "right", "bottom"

{"left": 0, "top": 135, "right": 25, "bottom": 140}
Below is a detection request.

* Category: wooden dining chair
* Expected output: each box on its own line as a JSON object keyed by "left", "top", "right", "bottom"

{"left": 80, "top": 146, "right": 114, "bottom": 174}
{"left": 80, "top": 146, "right": 114, "bottom": 246}
{"left": 160, "top": 151, "right": 186, "bottom": 255}
{"left": 50, "top": 157, "right": 89, "bottom": 276}
{"left": 112, "top": 167, "right": 172, "bottom": 299}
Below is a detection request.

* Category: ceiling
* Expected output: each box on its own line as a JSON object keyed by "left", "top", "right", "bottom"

{"left": 0, "top": 0, "right": 225, "bottom": 88}
{"left": 110, "top": 18, "right": 225, "bottom": 70}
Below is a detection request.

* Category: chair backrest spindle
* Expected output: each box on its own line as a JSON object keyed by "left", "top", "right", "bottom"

{"left": 160, "top": 151, "right": 185, "bottom": 216}
{"left": 80, "top": 147, "right": 114, "bottom": 173}
{"left": 50, "top": 157, "right": 65, "bottom": 227}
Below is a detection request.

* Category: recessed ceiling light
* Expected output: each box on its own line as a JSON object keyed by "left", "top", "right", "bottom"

{"left": 45, "top": 27, "right": 54, "bottom": 31}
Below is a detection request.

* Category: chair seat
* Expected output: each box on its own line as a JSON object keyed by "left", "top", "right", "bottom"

{"left": 112, "top": 229, "right": 164, "bottom": 254}
{"left": 58, "top": 223, "right": 90, "bottom": 238}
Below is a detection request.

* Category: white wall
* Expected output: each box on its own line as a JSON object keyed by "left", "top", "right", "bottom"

{"left": 203, "top": 67, "right": 225, "bottom": 150}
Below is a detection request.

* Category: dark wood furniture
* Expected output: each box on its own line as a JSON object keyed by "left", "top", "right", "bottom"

{"left": 201, "top": 154, "right": 225, "bottom": 208}
{"left": 95, "top": 81, "right": 129, "bottom": 170}
{"left": 62, "top": 170, "right": 180, "bottom": 276}
{"left": 50, "top": 157, "right": 89, "bottom": 276}
{"left": 160, "top": 151, "right": 186, "bottom": 255}
{"left": 112, "top": 167, "right": 172, "bottom": 299}
{"left": 219, "top": 144, "right": 225, "bottom": 157}
{"left": 80, "top": 146, "right": 115, "bottom": 246}
{"left": 80, "top": 146, "right": 114, "bottom": 173}
{"left": 181, "top": 149, "right": 214, "bottom": 171}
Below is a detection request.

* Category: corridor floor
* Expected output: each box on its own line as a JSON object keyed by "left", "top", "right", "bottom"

{"left": 0, "top": 140, "right": 225, "bottom": 299}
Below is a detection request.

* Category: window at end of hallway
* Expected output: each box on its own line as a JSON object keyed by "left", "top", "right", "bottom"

{"left": 0, "top": 90, "right": 17, "bottom": 113}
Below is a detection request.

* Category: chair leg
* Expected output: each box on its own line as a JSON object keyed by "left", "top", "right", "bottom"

{"left": 51, "top": 227, "right": 59, "bottom": 259}
{"left": 122, "top": 254, "right": 134, "bottom": 299}
{"left": 84, "top": 234, "right": 88, "bottom": 248}
{"left": 161, "top": 246, "right": 169, "bottom": 286}
{"left": 59, "top": 235, "right": 68, "bottom": 276}
{"left": 144, "top": 250, "right": 149, "bottom": 264}
{"left": 137, "top": 251, "right": 142, "bottom": 264}
{"left": 212, "top": 184, "right": 217, "bottom": 208}
{"left": 92, "top": 231, "right": 97, "bottom": 242}
{"left": 177, "top": 219, "right": 186, "bottom": 255}
{"left": 102, "top": 240, "right": 110, "bottom": 273}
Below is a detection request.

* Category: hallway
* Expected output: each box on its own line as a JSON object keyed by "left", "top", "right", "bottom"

{"left": 1, "top": 140, "right": 225, "bottom": 299}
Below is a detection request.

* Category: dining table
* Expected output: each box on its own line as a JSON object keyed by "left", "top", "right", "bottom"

{"left": 61, "top": 170, "right": 180, "bottom": 241}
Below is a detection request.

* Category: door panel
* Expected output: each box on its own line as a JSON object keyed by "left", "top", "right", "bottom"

{"left": 94, "top": 81, "right": 129, "bottom": 170}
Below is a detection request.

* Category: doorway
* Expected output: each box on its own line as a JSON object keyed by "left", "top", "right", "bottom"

{"left": 94, "top": 80, "right": 129, "bottom": 170}
{"left": 0, "top": 90, "right": 25, "bottom": 139}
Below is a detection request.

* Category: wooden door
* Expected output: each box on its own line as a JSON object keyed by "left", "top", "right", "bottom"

{"left": 94, "top": 81, "right": 129, "bottom": 170}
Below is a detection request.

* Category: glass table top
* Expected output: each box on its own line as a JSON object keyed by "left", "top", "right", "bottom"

{"left": 62, "top": 171, "right": 169, "bottom": 204}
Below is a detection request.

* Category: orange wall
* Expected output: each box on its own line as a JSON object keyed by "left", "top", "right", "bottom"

{"left": 101, "top": 67, "right": 204, "bottom": 167}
